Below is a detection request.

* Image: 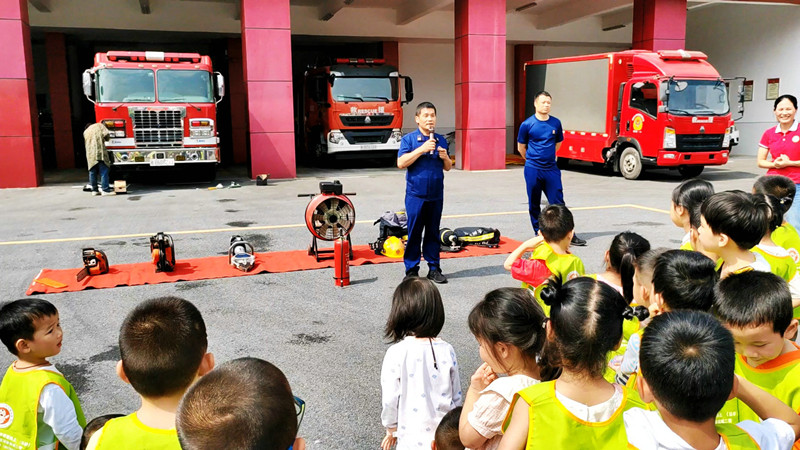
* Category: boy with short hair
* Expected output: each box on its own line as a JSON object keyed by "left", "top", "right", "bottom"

{"left": 87, "top": 296, "right": 214, "bottom": 449}
{"left": 503, "top": 204, "right": 584, "bottom": 314}
{"left": 625, "top": 310, "right": 800, "bottom": 449}
{"left": 432, "top": 407, "right": 463, "bottom": 450}
{"left": 713, "top": 271, "right": 800, "bottom": 427}
{"left": 177, "top": 357, "right": 305, "bottom": 450}
{"left": 0, "top": 299, "right": 85, "bottom": 450}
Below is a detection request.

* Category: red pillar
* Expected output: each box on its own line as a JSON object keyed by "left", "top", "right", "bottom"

{"left": 382, "top": 41, "right": 399, "bottom": 68}
{"left": 454, "top": 0, "right": 506, "bottom": 170}
{"left": 45, "top": 33, "right": 74, "bottom": 169}
{"left": 632, "top": 0, "right": 687, "bottom": 51}
{"left": 0, "top": 0, "right": 40, "bottom": 188}
{"left": 241, "top": 0, "right": 295, "bottom": 179}
{"left": 514, "top": 44, "right": 533, "bottom": 141}
{"left": 228, "top": 38, "right": 248, "bottom": 165}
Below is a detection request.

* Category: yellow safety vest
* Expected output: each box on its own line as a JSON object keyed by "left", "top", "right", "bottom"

{"left": 504, "top": 381, "right": 645, "bottom": 449}
{"left": 521, "top": 243, "right": 585, "bottom": 316}
{"left": 772, "top": 223, "right": 800, "bottom": 273}
{"left": 94, "top": 413, "right": 181, "bottom": 450}
{"left": 0, "top": 365, "right": 85, "bottom": 450}
{"left": 627, "top": 423, "right": 759, "bottom": 449}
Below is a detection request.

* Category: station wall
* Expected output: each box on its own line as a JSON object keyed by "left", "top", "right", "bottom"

{"left": 687, "top": 4, "right": 800, "bottom": 156}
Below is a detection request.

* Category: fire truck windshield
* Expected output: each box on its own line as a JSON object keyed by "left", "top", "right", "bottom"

{"left": 157, "top": 70, "right": 214, "bottom": 103}
{"left": 97, "top": 69, "right": 155, "bottom": 102}
{"left": 330, "top": 77, "right": 397, "bottom": 103}
{"left": 666, "top": 79, "right": 729, "bottom": 116}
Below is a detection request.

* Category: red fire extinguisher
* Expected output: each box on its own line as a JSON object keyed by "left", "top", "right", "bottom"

{"left": 334, "top": 237, "right": 350, "bottom": 287}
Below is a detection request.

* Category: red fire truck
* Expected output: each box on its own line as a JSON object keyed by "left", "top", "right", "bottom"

{"left": 524, "top": 50, "right": 740, "bottom": 179}
{"left": 302, "top": 58, "right": 413, "bottom": 160}
{"left": 82, "top": 51, "right": 224, "bottom": 179}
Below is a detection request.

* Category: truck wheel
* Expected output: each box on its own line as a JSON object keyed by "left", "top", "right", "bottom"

{"left": 556, "top": 157, "right": 570, "bottom": 169}
{"left": 619, "top": 147, "right": 643, "bottom": 180}
{"left": 678, "top": 165, "right": 704, "bottom": 178}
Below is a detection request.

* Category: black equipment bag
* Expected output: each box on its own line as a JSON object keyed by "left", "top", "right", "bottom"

{"left": 439, "top": 227, "right": 501, "bottom": 251}
{"left": 371, "top": 210, "right": 408, "bottom": 255}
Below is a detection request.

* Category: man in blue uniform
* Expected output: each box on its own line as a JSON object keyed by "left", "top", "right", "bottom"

{"left": 517, "top": 91, "right": 587, "bottom": 246}
{"left": 398, "top": 102, "right": 452, "bottom": 283}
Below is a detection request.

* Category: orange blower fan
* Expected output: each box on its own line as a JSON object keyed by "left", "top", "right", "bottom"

{"left": 300, "top": 181, "right": 356, "bottom": 286}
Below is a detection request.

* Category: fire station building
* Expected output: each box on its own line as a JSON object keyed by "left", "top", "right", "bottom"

{"left": 1, "top": 0, "right": 798, "bottom": 188}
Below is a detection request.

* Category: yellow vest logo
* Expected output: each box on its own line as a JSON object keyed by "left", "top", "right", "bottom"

{"left": 0, "top": 404, "right": 13, "bottom": 428}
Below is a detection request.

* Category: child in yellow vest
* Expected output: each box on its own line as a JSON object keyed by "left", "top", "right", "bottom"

{"left": 626, "top": 310, "right": 800, "bottom": 449}
{"left": 670, "top": 178, "right": 714, "bottom": 251}
{"left": 459, "top": 288, "right": 556, "bottom": 450}
{"left": 504, "top": 205, "right": 584, "bottom": 316}
{"left": 86, "top": 296, "right": 215, "bottom": 450}
{"left": 0, "top": 299, "right": 86, "bottom": 450}
{"left": 498, "top": 277, "right": 645, "bottom": 449}
{"left": 753, "top": 194, "right": 798, "bottom": 282}
{"left": 713, "top": 272, "right": 800, "bottom": 440}
{"left": 177, "top": 357, "right": 306, "bottom": 450}
{"left": 617, "top": 249, "right": 716, "bottom": 387}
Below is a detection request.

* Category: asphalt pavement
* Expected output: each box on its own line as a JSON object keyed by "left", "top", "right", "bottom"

{"left": 0, "top": 155, "right": 763, "bottom": 449}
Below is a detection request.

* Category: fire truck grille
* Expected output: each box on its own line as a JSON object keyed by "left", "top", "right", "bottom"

{"left": 676, "top": 134, "right": 724, "bottom": 152}
{"left": 339, "top": 114, "right": 394, "bottom": 127}
{"left": 342, "top": 130, "right": 392, "bottom": 145}
{"left": 131, "top": 110, "right": 183, "bottom": 148}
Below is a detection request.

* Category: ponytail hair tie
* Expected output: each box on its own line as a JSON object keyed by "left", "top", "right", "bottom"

{"left": 622, "top": 305, "right": 650, "bottom": 321}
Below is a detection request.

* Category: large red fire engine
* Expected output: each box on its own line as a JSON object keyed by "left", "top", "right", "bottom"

{"left": 82, "top": 51, "right": 224, "bottom": 179}
{"left": 524, "top": 50, "right": 741, "bottom": 179}
{"left": 302, "top": 58, "right": 413, "bottom": 160}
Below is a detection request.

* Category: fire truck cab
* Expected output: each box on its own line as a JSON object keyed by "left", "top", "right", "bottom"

{"left": 82, "top": 51, "right": 224, "bottom": 179}
{"left": 302, "top": 58, "right": 413, "bottom": 160}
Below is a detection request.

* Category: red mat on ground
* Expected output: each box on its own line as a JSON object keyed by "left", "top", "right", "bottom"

{"left": 26, "top": 237, "right": 521, "bottom": 295}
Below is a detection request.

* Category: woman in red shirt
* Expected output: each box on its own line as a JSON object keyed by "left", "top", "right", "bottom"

{"left": 757, "top": 94, "right": 800, "bottom": 229}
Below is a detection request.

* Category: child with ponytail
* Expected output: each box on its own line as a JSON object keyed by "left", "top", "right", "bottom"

{"left": 459, "top": 288, "right": 557, "bottom": 450}
{"left": 498, "top": 277, "right": 646, "bottom": 450}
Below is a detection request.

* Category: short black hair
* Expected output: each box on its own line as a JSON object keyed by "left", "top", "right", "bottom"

{"left": 774, "top": 94, "right": 798, "bottom": 110}
{"left": 539, "top": 204, "right": 574, "bottom": 242}
{"left": 81, "top": 414, "right": 123, "bottom": 450}
{"left": 652, "top": 250, "right": 717, "bottom": 311}
{"left": 634, "top": 247, "right": 670, "bottom": 286}
{"left": 119, "top": 296, "right": 208, "bottom": 398}
{"left": 177, "top": 358, "right": 297, "bottom": 450}
{"left": 385, "top": 278, "right": 445, "bottom": 342}
{"left": 415, "top": 101, "right": 437, "bottom": 116}
{"left": 534, "top": 91, "right": 552, "bottom": 101}
{"left": 434, "top": 407, "right": 463, "bottom": 450}
{"left": 672, "top": 179, "right": 715, "bottom": 225}
{"left": 640, "top": 311, "right": 735, "bottom": 422}
{"left": 607, "top": 232, "right": 650, "bottom": 303}
{"left": 713, "top": 271, "right": 792, "bottom": 334}
{"left": 701, "top": 190, "right": 769, "bottom": 250}
{"left": 754, "top": 175, "right": 795, "bottom": 213}
{"left": 0, "top": 299, "right": 58, "bottom": 355}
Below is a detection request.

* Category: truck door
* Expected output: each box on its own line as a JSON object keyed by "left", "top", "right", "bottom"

{"left": 620, "top": 80, "right": 660, "bottom": 157}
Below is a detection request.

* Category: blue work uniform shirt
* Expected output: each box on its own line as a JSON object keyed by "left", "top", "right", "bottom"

{"left": 517, "top": 115, "right": 564, "bottom": 169}
{"left": 398, "top": 129, "right": 449, "bottom": 201}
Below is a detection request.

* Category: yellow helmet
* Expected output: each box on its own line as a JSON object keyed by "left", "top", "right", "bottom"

{"left": 383, "top": 236, "right": 404, "bottom": 258}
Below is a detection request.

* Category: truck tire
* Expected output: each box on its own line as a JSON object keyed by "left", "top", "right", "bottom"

{"left": 556, "top": 157, "right": 570, "bottom": 169}
{"left": 619, "top": 147, "right": 643, "bottom": 180}
{"left": 678, "top": 165, "right": 704, "bottom": 178}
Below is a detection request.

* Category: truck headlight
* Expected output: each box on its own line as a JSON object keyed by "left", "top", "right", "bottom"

{"left": 390, "top": 129, "right": 402, "bottom": 142}
{"left": 329, "top": 130, "right": 345, "bottom": 144}
{"left": 722, "top": 127, "right": 731, "bottom": 148}
{"left": 190, "top": 129, "right": 212, "bottom": 138}
{"left": 114, "top": 130, "right": 126, "bottom": 138}
{"left": 663, "top": 127, "right": 676, "bottom": 149}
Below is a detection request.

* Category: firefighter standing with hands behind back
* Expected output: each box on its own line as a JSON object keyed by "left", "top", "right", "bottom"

{"left": 397, "top": 102, "right": 451, "bottom": 284}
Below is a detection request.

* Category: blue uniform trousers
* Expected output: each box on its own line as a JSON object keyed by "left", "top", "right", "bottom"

{"left": 524, "top": 165, "right": 564, "bottom": 232}
{"left": 404, "top": 194, "right": 443, "bottom": 272}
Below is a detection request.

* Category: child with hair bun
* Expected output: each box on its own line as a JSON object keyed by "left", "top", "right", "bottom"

{"left": 498, "top": 277, "right": 645, "bottom": 450}
{"left": 459, "top": 288, "right": 557, "bottom": 450}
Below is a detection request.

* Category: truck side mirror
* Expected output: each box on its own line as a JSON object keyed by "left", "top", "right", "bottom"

{"left": 82, "top": 72, "right": 94, "bottom": 99}
{"left": 215, "top": 72, "right": 225, "bottom": 101}
{"left": 403, "top": 77, "right": 414, "bottom": 105}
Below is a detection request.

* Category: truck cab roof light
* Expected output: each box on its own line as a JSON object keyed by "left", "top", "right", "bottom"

{"left": 658, "top": 50, "right": 707, "bottom": 61}
{"left": 335, "top": 58, "right": 387, "bottom": 65}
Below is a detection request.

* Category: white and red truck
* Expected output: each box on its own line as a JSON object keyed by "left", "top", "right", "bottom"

{"left": 524, "top": 50, "right": 740, "bottom": 179}
{"left": 302, "top": 58, "right": 413, "bottom": 160}
{"left": 82, "top": 51, "right": 224, "bottom": 179}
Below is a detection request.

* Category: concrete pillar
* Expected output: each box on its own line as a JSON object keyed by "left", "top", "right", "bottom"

{"left": 382, "top": 41, "right": 399, "bottom": 68}
{"left": 454, "top": 0, "right": 506, "bottom": 170}
{"left": 0, "top": 0, "right": 41, "bottom": 188}
{"left": 45, "top": 32, "right": 74, "bottom": 169}
{"left": 632, "top": 0, "right": 687, "bottom": 51}
{"left": 241, "top": 0, "right": 295, "bottom": 179}
{"left": 227, "top": 38, "right": 248, "bottom": 165}
{"left": 514, "top": 44, "right": 534, "bottom": 141}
